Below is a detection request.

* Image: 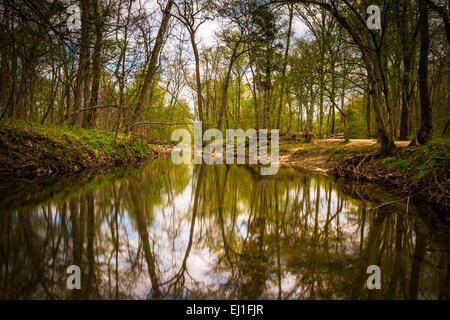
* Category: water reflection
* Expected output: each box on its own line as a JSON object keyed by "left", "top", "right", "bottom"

{"left": 0, "top": 158, "right": 449, "bottom": 299}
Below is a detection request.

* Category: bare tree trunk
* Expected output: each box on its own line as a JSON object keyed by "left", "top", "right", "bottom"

{"left": 340, "top": 81, "right": 349, "bottom": 142}
{"left": 218, "top": 42, "right": 240, "bottom": 129}
{"left": 396, "top": 0, "right": 418, "bottom": 140}
{"left": 276, "top": 5, "right": 293, "bottom": 130}
{"left": 366, "top": 95, "right": 371, "bottom": 138}
{"left": 191, "top": 34, "right": 204, "bottom": 126}
{"left": 71, "top": 0, "right": 91, "bottom": 126}
{"left": 417, "top": 0, "right": 433, "bottom": 144}
{"left": 83, "top": 0, "right": 103, "bottom": 128}
{"left": 131, "top": 0, "right": 174, "bottom": 128}
{"left": 287, "top": 91, "right": 293, "bottom": 133}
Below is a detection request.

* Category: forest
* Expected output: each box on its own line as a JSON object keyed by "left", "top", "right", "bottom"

{"left": 0, "top": 0, "right": 448, "bottom": 150}
{"left": 0, "top": 0, "right": 449, "bottom": 302}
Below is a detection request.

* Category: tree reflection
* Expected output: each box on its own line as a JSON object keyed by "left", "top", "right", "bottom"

{"left": 0, "top": 159, "right": 448, "bottom": 300}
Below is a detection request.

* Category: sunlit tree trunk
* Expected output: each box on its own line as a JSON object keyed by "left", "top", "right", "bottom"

{"left": 71, "top": 0, "right": 91, "bottom": 126}
{"left": 276, "top": 5, "right": 294, "bottom": 130}
{"left": 131, "top": 0, "right": 174, "bottom": 129}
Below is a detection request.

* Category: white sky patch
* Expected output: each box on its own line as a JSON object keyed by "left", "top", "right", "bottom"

{"left": 292, "top": 16, "right": 308, "bottom": 36}
{"left": 197, "top": 19, "right": 221, "bottom": 49}
{"left": 196, "top": 14, "right": 308, "bottom": 48}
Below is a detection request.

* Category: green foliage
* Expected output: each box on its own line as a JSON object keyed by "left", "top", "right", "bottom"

{"left": 413, "top": 169, "right": 427, "bottom": 181}
{"left": 380, "top": 156, "right": 409, "bottom": 169}
{"left": 0, "top": 119, "right": 152, "bottom": 175}
{"left": 393, "top": 159, "right": 410, "bottom": 169}
{"left": 381, "top": 156, "right": 396, "bottom": 164}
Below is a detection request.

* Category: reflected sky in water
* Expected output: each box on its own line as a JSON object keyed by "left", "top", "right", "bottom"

{"left": 0, "top": 158, "right": 449, "bottom": 299}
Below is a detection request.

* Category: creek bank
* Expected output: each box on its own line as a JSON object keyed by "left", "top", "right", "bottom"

{"left": 0, "top": 120, "right": 172, "bottom": 178}
{"left": 284, "top": 141, "right": 450, "bottom": 212}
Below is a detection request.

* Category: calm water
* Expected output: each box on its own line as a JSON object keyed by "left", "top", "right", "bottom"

{"left": 0, "top": 158, "right": 449, "bottom": 299}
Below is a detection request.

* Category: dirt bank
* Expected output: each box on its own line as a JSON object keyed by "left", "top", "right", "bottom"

{"left": 281, "top": 139, "right": 449, "bottom": 212}
{"left": 0, "top": 120, "right": 172, "bottom": 178}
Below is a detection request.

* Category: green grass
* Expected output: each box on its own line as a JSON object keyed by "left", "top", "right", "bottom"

{"left": 290, "top": 143, "right": 377, "bottom": 161}
{"left": 288, "top": 138, "right": 449, "bottom": 184}
{"left": 381, "top": 156, "right": 396, "bottom": 164}
{"left": 393, "top": 159, "right": 410, "bottom": 169}
{"left": 0, "top": 119, "right": 152, "bottom": 175}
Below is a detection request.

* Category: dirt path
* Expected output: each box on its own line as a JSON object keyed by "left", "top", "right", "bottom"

{"left": 281, "top": 155, "right": 332, "bottom": 174}
{"left": 280, "top": 138, "right": 411, "bottom": 175}
{"left": 280, "top": 152, "right": 334, "bottom": 174}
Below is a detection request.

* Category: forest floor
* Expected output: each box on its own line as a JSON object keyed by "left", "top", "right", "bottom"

{"left": 0, "top": 119, "right": 170, "bottom": 178}
{"left": 279, "top": 137, "right": 450, "bottom": 212}
{"left": 279, "top": 138, "right": 410, "bottom": 172}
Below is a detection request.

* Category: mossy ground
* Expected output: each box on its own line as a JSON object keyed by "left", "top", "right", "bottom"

{"left": 0, "top": 119, "right": 156, "bottom": 177}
